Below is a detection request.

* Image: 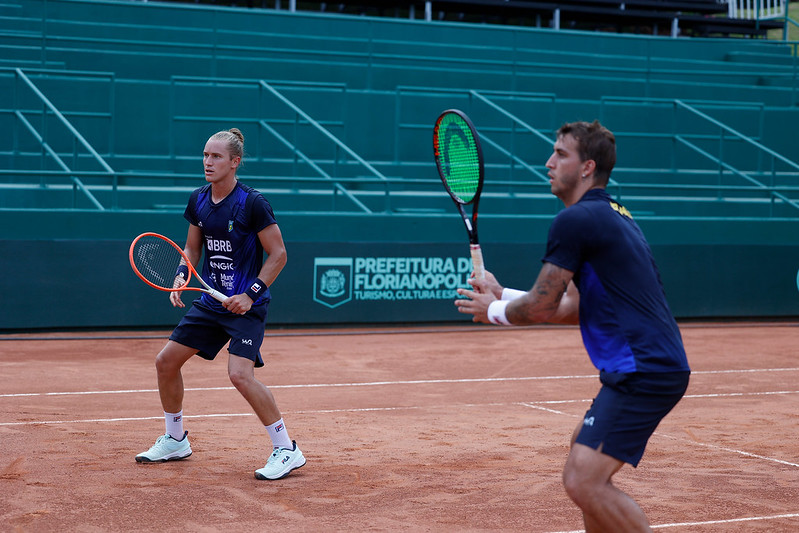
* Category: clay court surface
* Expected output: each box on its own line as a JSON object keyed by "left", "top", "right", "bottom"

{"left": 1, "top": 322, "right": 798, "bottom": 532}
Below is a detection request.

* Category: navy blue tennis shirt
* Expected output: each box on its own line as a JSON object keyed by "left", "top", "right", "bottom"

{"left": 184, "top": 182, "right": 277, "bottom": 311}
{"left": 543, "top": 188, "right": 690, "bottom": 374}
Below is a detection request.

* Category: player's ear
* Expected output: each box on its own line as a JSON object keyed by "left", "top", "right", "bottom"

{"left": 231, "top": 155, "right": 241, "bottom": 169}
{"left": 581, "top": 159, "right": 596, "bottom": 179}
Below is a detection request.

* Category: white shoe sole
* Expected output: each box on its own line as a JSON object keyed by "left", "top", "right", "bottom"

{"left": 254, "top": 454, "right": 306, "bottom": 480}
{"left": 135, "top": 448, "right": 192, "bottom": 463}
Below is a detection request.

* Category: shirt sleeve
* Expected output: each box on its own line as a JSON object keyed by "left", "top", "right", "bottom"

{"left": 249, "top": 193, "right": 278, "bottom": 233}
{"left": 541, "top": 206, "right": 591, "bottom": 273}
{"left": 183, "top": 188, "right": 201, "bottom": 226}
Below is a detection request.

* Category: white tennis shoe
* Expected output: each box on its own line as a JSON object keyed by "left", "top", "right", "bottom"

{"left": 254, "top": 441, "right": 306, "bottom": 480}
{"left": 135, "top": 431, "right": 192, "bottom": 463}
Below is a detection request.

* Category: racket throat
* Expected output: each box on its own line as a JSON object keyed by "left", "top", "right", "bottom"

{"left": 463, "top": 218, "right": 479, "bottom": 245}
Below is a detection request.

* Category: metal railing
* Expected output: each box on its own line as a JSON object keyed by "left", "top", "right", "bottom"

{"left": 4, "top": 78, "right": 799, "bottom": 218}
{"left": 728, "top": 0, "right": 786, "bottom": 19}
{"left": 168, "top": 76, "right": 391, "bottom": 213}
{"left": 8, "top": 68, "right": 116, "bottom": 210}
{"left": 6, "top": 12, "right": 798, "bottom": 91}
{"left": 600, "top": 95, "right": 799, "bottom": 216}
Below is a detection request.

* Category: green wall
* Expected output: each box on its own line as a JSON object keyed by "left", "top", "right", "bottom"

{"left": 2, "top": 211, "right": 799, "bottom": 330}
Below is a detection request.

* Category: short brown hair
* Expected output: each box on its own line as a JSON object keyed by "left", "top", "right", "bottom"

{"left": 557, "top": 121, "right": 616, "bottom": 184}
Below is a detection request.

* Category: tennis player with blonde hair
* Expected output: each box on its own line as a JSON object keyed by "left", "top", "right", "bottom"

{"left": 135, "top": 128, "right": 305, "bottom": 480}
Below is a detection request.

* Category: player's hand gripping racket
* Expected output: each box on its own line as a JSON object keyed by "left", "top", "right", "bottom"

{"left": 433, "top": 109, "right": 485, "bottom": 279}
{"left": 129, "top": 232, "right": 227, "bottom": 303}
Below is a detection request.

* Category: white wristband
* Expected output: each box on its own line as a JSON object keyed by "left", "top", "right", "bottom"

{"left": 487, "top": 299, "right": 512, "bottom": 326}
{"left": 501, "top": 288, "right": 527, "bottom": 301}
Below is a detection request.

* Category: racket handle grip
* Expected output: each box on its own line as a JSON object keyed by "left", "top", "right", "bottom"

{"left": 470, "top": 244, "right": 485, "bottom": 280}
{"left": 206, "top": 288, "right": 229, "bottom": 303}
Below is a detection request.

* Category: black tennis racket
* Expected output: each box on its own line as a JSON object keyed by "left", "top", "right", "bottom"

{"left": 433, "top": 109, "right": 485, "bottom": 279}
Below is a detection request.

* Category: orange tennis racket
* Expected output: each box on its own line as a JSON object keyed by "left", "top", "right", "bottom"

{"left": 129, "top": 232, "right": 227, "bottom": 303}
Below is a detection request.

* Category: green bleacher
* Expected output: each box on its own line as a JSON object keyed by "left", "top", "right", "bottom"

{"left": 2, "top": 0, "right": 799, "bottom": 328}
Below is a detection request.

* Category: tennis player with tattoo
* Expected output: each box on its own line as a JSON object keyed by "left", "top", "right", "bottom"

{"left": 135, "top": 128, "right": 305, "bottom": 480}
{"left": 456, "top": 120, "right": 690, "bottom": 531}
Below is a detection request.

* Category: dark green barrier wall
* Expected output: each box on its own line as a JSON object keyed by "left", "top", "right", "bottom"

{"left": 3, "top": 213, "right": 799, "bottom": 330}
{"left": 4, "top": 0, "right": 799, "bottom": 330}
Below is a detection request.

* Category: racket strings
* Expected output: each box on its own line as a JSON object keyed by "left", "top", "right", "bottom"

{"left": 132, "top": 237, "right": 183, "bottom": 289}
{"left": 435, "top": 116, "right": 481, "bottom": 204}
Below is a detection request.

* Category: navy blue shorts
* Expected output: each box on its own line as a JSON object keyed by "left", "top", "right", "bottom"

{"left": 169, "top": 301, "right": 268, "bottom": 368}
{"left": 575, "top": 370, "right": 690, "bottom": 467}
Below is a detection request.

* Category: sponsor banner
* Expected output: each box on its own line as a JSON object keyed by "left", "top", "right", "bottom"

{"left": 269, "top": 242, "right": 498, "bottom": 324}
{"left": 315, "top": 255, "right": 473, "bottom": 307}
{"left": 270, "top": 241, "right": 799, "bottom": 325}
{"left": 5, "top": 240, "right": 799, "bottom": 329}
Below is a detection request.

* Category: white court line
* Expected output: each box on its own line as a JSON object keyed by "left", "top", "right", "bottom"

{"left": 516, "top": 396, "right": 799, "bottom": 470}
{"left": 3, "top": 371, "right": 799, "bottom": 470}
{"left": 520, "top": 402, "right": 573, "bottom": 416}
{"left": 651, "top": 513, "right": 799, "bottom": 528}
{"left": 549, "top": 512, "right": 799, "bottom": 532}
{"left": 3, "top": 366, "right": 794, "bottom": 532}
{"left": 685, "top": 390, "right": 799, "bottom": 399}
{"left": 693, "top": 367, "right": 799, "bottom": 374}
{"left": 0, "top": 386, "right": 233, "bottom": 398}
{"left": 362, "top": 398, "right": 799, "bottom": 470}
{"left": 3, "top": 367, "right": 799, "bottom": 399}
{"left": 0, "top": 413, "right": 256, "bottom": 426}
{"left": 0, "top": 374, "right": 599, "bottom": 398}
{"left": 0, "top": 402, "right": 511, "bottom": 426}
{"left": 655, "top": 432, "right": 799, "bottom": 468}
{"left": 519, "top": 402, "right": 799, "bottom": 470}
{"left": 3, "top": 392, "right": 797, "bottom": 470}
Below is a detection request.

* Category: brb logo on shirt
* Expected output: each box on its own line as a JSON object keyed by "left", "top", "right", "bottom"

{"left": 206, "top": 237, "right": 232, "bottom": 252}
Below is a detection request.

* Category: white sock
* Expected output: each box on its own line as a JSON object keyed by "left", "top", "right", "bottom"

{"left": 265, "top": 418, "right": 292, "bottom": 449}
{"left": 164, "top": 410, "right": 184, "bottom": 440}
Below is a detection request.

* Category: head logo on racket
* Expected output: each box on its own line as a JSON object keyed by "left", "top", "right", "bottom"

{"left": 433, "top": 109, "right": 486, "bottom": 279}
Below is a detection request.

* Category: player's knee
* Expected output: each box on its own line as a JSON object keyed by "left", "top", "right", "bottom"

{"left": 562, "top": 463, "right": 594, "bottom": 508}
{"left": 227, "top": 368, "right": 251, "bottom": 390}
{"left": 154, "top": 349, "right": 182, "bottom": 377}
{"left": 154, "top": 351, "right": 170, "bottom": 375}
{"left": 562, "top": 466, "right": 581, "bottom": 503}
